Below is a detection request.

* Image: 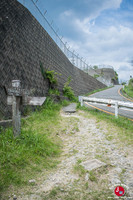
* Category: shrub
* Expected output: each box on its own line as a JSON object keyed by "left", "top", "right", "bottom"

{"left": 63, "top": 77, "right": 77, "bottom": 101}
{"left": 40, "top": 62, "right": 61, "bottom": 89}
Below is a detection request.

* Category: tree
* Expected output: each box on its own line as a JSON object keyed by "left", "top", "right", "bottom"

{"left": 93, "top": 65, "right": 98, "bottom": 70}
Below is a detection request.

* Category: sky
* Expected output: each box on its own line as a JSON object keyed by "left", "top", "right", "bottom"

{"left": 19, "top": 0, "right": 133, "bottom": 82}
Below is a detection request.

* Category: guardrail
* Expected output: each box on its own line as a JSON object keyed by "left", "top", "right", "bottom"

{"left": 79, "top": 96, "right": 133, "bottom": 118}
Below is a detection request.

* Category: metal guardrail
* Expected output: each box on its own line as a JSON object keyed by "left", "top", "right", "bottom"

{"left": 79, "top": 96, "right": 133, "bottom": 118}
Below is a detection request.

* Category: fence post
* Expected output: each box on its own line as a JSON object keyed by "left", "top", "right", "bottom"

{"left": 115, "top": 102, "right": 118, "bottom": 118}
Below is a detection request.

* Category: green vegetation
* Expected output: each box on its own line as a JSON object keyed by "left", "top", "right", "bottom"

{"left": 115, "top": 71, "right": 118, "bottom": 80}
{"left": 73, "top": 159, "right": 87, "bottom": 176}
{"left": 43, "top": 185, "right": 114, "bottom": 200}
{"left": 93, "top": 74, "right": 100, "bottom": 79}
{"left": 1, "top": 82, "right": 132, "bottom": 199}
{"left": 49, "top": 88, "right": 60, "bottom": 96}
{"left": 122, "top": 78, "right": 133, "bottom": 98}
{"left": 89, "top": 170, "right": 97, "bottom": 182}
{"left": 63, "top": 76, "right": 78, "bottom": 101}
{"left": 0, "top": 98, "right": 62, "bottom": 193}
{"left": 40, "top": 63, "right": 78, "bottom": 102}
{"left": 93, "top": 65, "right": 98, "bottom": 70}
{"left": 43, "top": 164, "right": 113, "bottom": 200}
{"left": 40, "top": 62, "right": 61, "bottom": 89}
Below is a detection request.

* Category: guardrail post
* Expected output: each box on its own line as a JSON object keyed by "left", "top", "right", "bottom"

{"left": 78, "top": 96, "right": 83, "bottom": 106}
{"left": 115, "top": 102, "right": 118, "bottom": 118}
{"left": 81, "top": 98, "right": 83, "bottom": 106}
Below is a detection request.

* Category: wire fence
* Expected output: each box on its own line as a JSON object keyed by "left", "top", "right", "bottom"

{"left": 18, "top": 0, "right": 91, "bottom": 71}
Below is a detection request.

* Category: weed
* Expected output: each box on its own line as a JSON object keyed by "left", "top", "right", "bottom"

{"left": 93, "top": 74, "right": 100, "bottom": 79}
{"left": 105, "top": 135, "right": 114, "bottom": 141}
{"left": 73, "top": 160, "right": 86, "bottom": 176}
{"left": 61, "top": 100, "right": 70, "bottom": 107}
{"left": 0, "top": 98, "right": 62, "bottom": 193}
{"left": 40, "top": 62, "right": 61, "bottom": 89}
{"left": 84, "top": 182, "right": 89, "bottom": 189}
{"left": 63, "top": 76, "right": 78, "bottom": 102}
{"left": 122, "top": 78, "right": 133, "bottom": 98}
{"left": 89, "top": 170, "right": 97, "bottom": 182}
{"left": 49, "top": 88, "right": 60, "bottom": 96}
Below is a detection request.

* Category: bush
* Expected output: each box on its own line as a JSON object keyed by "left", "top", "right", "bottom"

{"left": 40, "top": 62, "right": 61, "bottom": 89}
{"left": 63, "top": 77, "right": 77, "bottom": 101}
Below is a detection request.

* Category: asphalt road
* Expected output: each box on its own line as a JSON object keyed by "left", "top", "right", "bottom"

{"left": 84, "top": 85, "right": 133, "bottom": 120}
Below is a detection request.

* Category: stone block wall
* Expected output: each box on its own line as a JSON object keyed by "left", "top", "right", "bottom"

{"left": 0, "top": 0, "right": 105, "bottom": 119}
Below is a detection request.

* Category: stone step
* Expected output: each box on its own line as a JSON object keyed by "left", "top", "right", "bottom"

{"left": 62, "top": 103, "right": 77, "bottom": 113}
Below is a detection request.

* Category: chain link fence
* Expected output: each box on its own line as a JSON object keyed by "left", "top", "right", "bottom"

{"left": 18, "top": 0, "right": 91, "bottom": 71}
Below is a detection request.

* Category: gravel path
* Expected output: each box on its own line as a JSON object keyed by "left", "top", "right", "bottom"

{"left": 10, "top": 111, "right": 133, "bottom": 200}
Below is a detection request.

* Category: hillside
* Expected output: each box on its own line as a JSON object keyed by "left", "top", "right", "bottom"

{"left": 88, "top": 67, "right": 119, "bottom": 86}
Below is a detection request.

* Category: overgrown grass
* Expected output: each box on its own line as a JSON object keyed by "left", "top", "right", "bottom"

{"left": 0, "top": 98, "right": 62, "bottom": 193}
{"left": 122, "top": 86, "right": 133, "bottom": 99}
{"left": 122, "top": 78, "right": 133, "bottom": 99}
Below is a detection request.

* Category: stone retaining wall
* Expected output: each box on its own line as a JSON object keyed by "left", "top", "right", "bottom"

{"left": 0, "top": 0, "right": 105, "bottom": 119}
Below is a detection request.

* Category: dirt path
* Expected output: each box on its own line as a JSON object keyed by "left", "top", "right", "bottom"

{"left": 11, "top": 110, "right": 133, "bottom": 200}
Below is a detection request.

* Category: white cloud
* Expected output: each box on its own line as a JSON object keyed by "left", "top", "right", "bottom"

{"left": 59, "top": 0, "right": 133, "bottom": 81}
{"left": 63, "top": 22, "right": 133, "bottom": 81}
{"left": 81, "top": 0, "right": 122, "bottom": 20}
{"left": 60, "top": 10, "right": 73, "bottom": 17}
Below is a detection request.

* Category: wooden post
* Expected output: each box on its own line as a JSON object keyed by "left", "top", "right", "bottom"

{"left": 115, "top": 102, "right": 118, "bottom": 118}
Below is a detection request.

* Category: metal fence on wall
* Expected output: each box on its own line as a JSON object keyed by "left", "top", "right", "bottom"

{"left": 18, "top": 0, "right": 91, "bottom": 71}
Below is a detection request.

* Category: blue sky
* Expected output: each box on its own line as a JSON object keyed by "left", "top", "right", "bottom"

{"left": 18, "top": 0, "right": 133, "bottom": 82}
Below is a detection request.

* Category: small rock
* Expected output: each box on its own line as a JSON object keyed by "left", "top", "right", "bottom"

{"left": 111, "top": 178, "right": 121, "bottom": 185}
{"left": 85, "top": 173, "right": 89, "bottom": 181}
{"left": 29, "top": 179, "right": 36, "bottom": 183}
{"left": 114, "top": 167, "right": 122, "bottom": 173}
{"left": 13, "top": 195, "right": 17, "bottom": 200}
{"left": 128, "top": 182, "right": 133, "bottom": 188}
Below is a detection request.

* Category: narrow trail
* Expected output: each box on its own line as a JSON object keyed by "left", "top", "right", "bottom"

{"left": 13, "top": 111, "right": 133, "bottom": 200}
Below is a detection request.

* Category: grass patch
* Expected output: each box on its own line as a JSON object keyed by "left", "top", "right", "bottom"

{"left": 43, "top": 184, "right": 114, "bottom": 200}
{"left": 122, "top": 86, "right": 133, "bottom": 99}
{"left": 73, "top": 160, "right": 87, "bottom": 177}
{"left": 122, "top": 78, "right": 133, "bottom": 99}
{"left": 89, "top": 170, "right": 97, "bottom": 182}
{"left": 78, "top": 105, "right": 133, "bottom": 145}
{"left": 0, "top": 98, "right": 62, "bottom": 193}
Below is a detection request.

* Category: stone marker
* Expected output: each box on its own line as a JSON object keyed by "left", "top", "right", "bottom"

{"left": 80, "top": 159, "right": 106, "bottom": 171}
{"left": 7, "top": 80, "right": 46, "bottom": 137}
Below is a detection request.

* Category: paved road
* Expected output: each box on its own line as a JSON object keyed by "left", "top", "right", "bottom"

{"left": 84, "top": 85, "right": 133, "bottom": 120}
